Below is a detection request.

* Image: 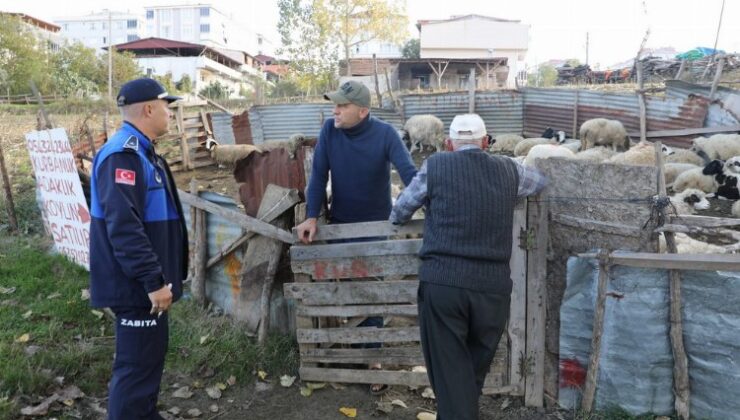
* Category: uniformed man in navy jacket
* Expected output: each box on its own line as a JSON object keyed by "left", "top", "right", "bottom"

{"left": 89, "top": 78, "right": 188, "bottom": 419}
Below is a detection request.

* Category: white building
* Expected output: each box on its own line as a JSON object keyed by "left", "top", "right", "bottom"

{"left": 55, "top": 11, "right": 145, "bottom": 51}
{"left": 353, "top": 39, "right": 403, "bottom": 59}
{"left": 144, "top": 4, "right": 274, "bottom": 57}
{"left": 418, "top": 14, "right": 529, "bottom": 88}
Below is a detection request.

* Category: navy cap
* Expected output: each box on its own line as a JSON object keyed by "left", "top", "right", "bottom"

{"left": 116, "top": 78, "right": 181, "bottom": 107}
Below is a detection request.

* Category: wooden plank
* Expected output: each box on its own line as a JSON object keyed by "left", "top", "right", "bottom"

{"left": 184, "top": 122, "right": 204, "bottom": 129}
{"left": 551, "top": 214, "right": 643, "bottom": 237}
{"left": 524, "top": 195, "right": 547, "bottom": 407}
{"left": 197, "top": 94, "right": 233, "bottom": 115}
{"left": 291, "top": 254, "right": 420, "bottom": 280}
{"left": 0, "top": 141, "right": 18, "bottom": 232}
{"left": 301, "top": 347, "right": 424, "bottom": 365}
{"left": 178, "top": 189, "right": 295, "bottom": 244}
{"left": 177, "top": 102, "right": 192, "bottom": 171}
{"left": 290, "top": 239, "right": 422, "bottom": 261}
{"left": 508, "top": 200, "right": 527, "bottom": 395}
{"left": 669, "top": 215, "right": 740, "bottom": 228}
{"left": 285, "top": 280, "right": 418, "bottom": 305}
{"left": 190, "top": 179, "right": 207, "bottom": 307}
{"left": 200, "top": 109, "right": 213, "bottom": 136}
{"left": 296, "top": 304, "right": 417, "bottom": 317}
{"left": 581, "top": 253, "right": 610, "bottom": 413}
{"left": 297, "top": 326, "right": 420, "bottom": 344}
{"left": 293, "top": 219, "right": 425, "bottom": 241}
{"left": 577, "top": 251, "right": 739, "bottom": 271}
{"left": 626, "top": 125, "right": 740, "bottom": 139}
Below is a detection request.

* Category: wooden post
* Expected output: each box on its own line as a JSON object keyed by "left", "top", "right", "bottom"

{"left": 580, "top": 250, "right": 611, "bottom": 413}
{"left": 0, "top": 139, "right": 18, "bottom": 232}
{"left": 372, "top": 54, "right": 382, "bottom": 107}
{"left": 508, "top": 199, "right": 528, "bottom": 395}
{"left": 709, "top": 56, "right": 725, "bottom": 100}
{"left": 190, "top": 179, "right": 207, "bottom": 306}
{"left": 30, "top": 80, "right": 53, "bottom": 129}
{"left": 103, "top": 111, "right": 110, "bottom": 142}
{"left": 468, "top": 67, "right": 476, "bottom": 114}
{"left": 524, "top": 195, "right": 548, "bottom": 407}
{"left": 654, "top": 141, "right": 690, "bottom": 420}
{"left": 177, "top": 102, "right": 192, "bottom": 171}
{"left": 675, "top": 59, "right": 687, "bottom": 80}
{"left": 636, "top": 61, "right": 647, "bottom": 143}
{"left": 384, "top": 68, "right": 396, "bottom": 106}
{"left": 572, "top": 91, "right": 579, "bottom": 139}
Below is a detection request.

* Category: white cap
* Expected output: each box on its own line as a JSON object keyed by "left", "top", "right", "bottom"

{"left": 449, "top": 114, "right": 486, "bottom": 140}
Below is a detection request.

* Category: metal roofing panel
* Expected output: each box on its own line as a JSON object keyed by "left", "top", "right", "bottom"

{"left": 665, "top": 80, "right": 740, "bottom": 128}
{"left": 209, "top": 112, "right": 236, "bottom": 145}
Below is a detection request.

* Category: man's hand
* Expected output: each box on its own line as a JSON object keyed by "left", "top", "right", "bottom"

{"left": 296, "top": 218, "right": 318, "bottom": 244}
{"left": 148, "top": 283, "right": 173, "bottom": 315}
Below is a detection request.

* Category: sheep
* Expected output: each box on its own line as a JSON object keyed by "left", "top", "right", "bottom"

{"left": 659, "top": 232, "right": 732, "bottom": 254}
{"left": 403, "top": 115, "right": 444, "bottom": 153}
{"left": 733, "top": 200, "right": 740, "bottom": 218}
{"left": 668, "top": 188, "right": 710, "bottom": 215}
{"left": 490, "top": 133, "right": 524, "bottom": 154}
{"left": 571, "top": 146, "right": 617, "bottom": 163}
{"left": 524, "top": 144, "right": 575, "bottom": 167}
{"left": 514, "top": 137, "right": 557, "bottom": 157}
{"left": 559, "top": 139, "right": 582, "bottom": 153}
{"left": 205, "top": 138, "right": 260, "bottom": 166}
{"left": 665, "top": 163, "right": 699, "bottom": 186}
{"left": 579, "top": 118, "right": 629, "bottom": 151}
{"left": 690, "top": 134, "right": 740, "bottom": 161}
{"left": 711, "top": 156, "right": 740, "bottom": 200}
{"left": 606, "top": 142, "right": 672, "bottom": 166}
{"left": 259, "top": 133, "right": 308, "bottom": 159}
{"left": 666, "top": 148, "right": 707, "bottom": 166}
{"left": 672, "top": 166, "right": 719, "bottom": 193}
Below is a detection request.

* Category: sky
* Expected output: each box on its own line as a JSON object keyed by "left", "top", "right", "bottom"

{"left": 5, "top": 0, "right": 739, "bottom": 70}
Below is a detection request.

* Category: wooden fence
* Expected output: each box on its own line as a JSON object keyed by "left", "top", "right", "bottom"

{"left": 284, "top": 196, "right": 549, "bottom": 406}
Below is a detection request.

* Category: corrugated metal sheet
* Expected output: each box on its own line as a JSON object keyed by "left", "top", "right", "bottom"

{"left": 665, "top": 80, "right": 740, "bottom": 128}
{"left": 249, "top": 104, "right": 403, "bottom": 144}
{"left": 400, "top": 90, "right": 524, "bottom": 135}
{"left": 181, "top": 191, "right": 293, "bottom": 334}
{"left": 208, "top": 112, "right": 236, "bottom": 145}
{"left": 523, "top": 87, "right": 709, "bottom": 148}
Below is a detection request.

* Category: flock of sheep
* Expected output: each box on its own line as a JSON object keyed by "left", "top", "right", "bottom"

{"left": 401, "top": 114, "right": 740, "bottom": 253}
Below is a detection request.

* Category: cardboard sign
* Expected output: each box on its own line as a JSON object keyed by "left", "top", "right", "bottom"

{"left": 25, "top": 128, "right": 90, "bottom": 270}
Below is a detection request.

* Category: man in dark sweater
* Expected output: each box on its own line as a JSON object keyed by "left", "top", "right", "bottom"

{"left": 296, "top": 80, "right": 417, "bottom": 393}
{"left": 390, "top": 114, "right": 547, "bottom": 419}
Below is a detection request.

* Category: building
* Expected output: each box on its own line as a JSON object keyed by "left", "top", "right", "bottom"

{"left": 55, "top": 11, "right": 145, "bottom": 51}
{"left": 353, "top": 39, "right": 403, "bottom": 59}
{"left": 2, "top": 12, "right": 63, "bottom": 52}
{"left": 144, "top": 4, "right": 275, "bottom": 57}
{"left": 112, "top": 37, "right": 256, "bottom": 98}
{"left": 418, "top": 14, "right": 529, "bottom": 88}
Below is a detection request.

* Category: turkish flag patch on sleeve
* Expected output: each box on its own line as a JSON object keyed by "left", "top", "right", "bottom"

{"left": 115, "top": 168, "right": 136, "bottom": 186}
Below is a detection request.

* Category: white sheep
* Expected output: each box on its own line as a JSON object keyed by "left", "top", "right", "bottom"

{"left": 205, "top": 138, "right": 260, "bottom": 166}
{"left": 659, "top": 232, "right": 732, "bottom": 254}
{"left": 665, "top": 163, "right": 699, "bottom": 186}
{"left": 672, "top": 166, "right": 719, "bottom": 193}
{"left": 668, "top": 188, "right": 710, "bottom": 215}
{"left": 403, "top": 115, "right": 445, "bottom": 153}
{"left": 514, "top": 137, "right": 556, "bottom": 157}
{"left": 691, "top": 134, "right": 740, "bottom": 161}
{"left": 571, "top": 146, "right": 617, "bottom": 163}
{"left": 606, "top": 142, "right": 673, "bottom": 166}
{"left": 666, "top": 148, "right": 707, "bottom": 166}
{"left": 490, "top": 133, "right": 524, "bottom": 154}
{"left": 559, "top": 139, "right": 582, "bottom": 153}
{"left": 579, "top": 118, "right": 629, "bottom": 151}
{"left": 524, "top": 144, "right": 575, "bottom": 167}
{"left": 733, "top": 200, "right": 740, "bottom": 218}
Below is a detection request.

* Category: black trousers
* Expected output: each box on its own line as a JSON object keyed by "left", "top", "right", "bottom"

{"left": 418, "top": 282, "right": 510, "bottom": 420}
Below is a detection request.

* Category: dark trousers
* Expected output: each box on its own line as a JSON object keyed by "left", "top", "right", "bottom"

{"left": 108, "top": 307, "right": 169, "bottom": 420}
{"left": 418, "top": 282, "right": 510, "bottom": 420}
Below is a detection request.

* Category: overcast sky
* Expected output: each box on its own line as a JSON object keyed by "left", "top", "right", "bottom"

{"left": 7, "top": 0, "right": 739, "bottom": 69}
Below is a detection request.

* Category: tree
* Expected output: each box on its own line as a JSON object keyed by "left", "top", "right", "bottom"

{"left": 313, "top": 0, "right": 408, "bottom": 76}
{"left": 51, "top": 42, "right": 100, "bottom": 96}
{"left": 401, "top": 38, "right": 419, "bottom": 59}
{"left": 153, "top": 72, "right": 177, "bottom": 94}
{"left": 176, "top": 74, "right": 193, "bottom": 93}
{"left": 530, "top": 64, "right": 557, "bottom": 87}
{"left": 0, "top": 15, "right": 51, "bottom": 95}
{"left": 95, "top": 49, "right": 143, "bottom": 95}
{"left": 199, "top": 81, "right": 232, "bottom": 100}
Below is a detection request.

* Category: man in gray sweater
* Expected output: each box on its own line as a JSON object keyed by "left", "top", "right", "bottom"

{"left": 390, "top": 114, "right": 547, "bottom": 419}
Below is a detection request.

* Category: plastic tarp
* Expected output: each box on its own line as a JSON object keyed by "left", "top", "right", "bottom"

{"left": 559, "top": 256, "right": 740, "bottom": 419}
{"left": 675, "top": 47, "right": 726, "bottom": 60}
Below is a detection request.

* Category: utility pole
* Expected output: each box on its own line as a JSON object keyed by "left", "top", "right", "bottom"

{"left": 108, "top": 10, "right": 113, "bottom": 99}
{"left": 585, "top": 32, "right": 590, "bottom": 66}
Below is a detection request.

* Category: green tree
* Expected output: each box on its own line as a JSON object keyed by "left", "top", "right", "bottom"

{"left": 51, "top": 42, "right": 99, "bottom": 96}
{"left": 153, "top": 72, "right": 177, "bottom": 93}
{"left": 313, "top": 0, "right": 408, "bottom": 76}
{"left": 401, "top": 38, "right": 419, "bottom": 59}
{"left": 531, "top": 64, "right": 557, "bottom": 87}
{"left": 95, "top": 49, "right": 143, "bottom": 95}
{"left": 0, "top": 14, "right": 51, "bottom": 94}
{"left": 199, "top": 81, "right": 232, "bottom": 100}
{"left": 177, "top": 74, "right": 193, "bottom": 93}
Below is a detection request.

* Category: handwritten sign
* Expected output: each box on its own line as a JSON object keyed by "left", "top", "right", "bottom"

{"left": 25, "top": 128, "right": 90, "bottom": 270}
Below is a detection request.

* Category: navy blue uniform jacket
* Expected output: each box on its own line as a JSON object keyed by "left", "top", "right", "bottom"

{"left": 89, "top": 122, "right": 188, "bottom": 308}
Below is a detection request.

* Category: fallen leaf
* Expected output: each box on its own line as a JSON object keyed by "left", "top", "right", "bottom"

{"left": 22, "top": 310, "right": 32, "bottom": 319}
{"left": 47, "top": 292, "right": 62, "bottom": 299}
{"left": 15, "top": 333, "right": 30, "bottom": 343}
{"left": 300, "top": 386, "right": 312, "bottom": 397}
{"left": 501, "top": 397, "right": 511, "bottom": 409}
{"left": 172, "top": 386, "right": 193, "bottom": 399}
{"left": 54, "top": 376, "right": 65, "bottom": 386}
{"left": 306, "top": 382, "right": 326, "bottom": 390}
{"left": 91, "top": 310, "right": 104, "bottom": 319}
{"left": 0, "top": 286, "right": 16, "bottom": 294}
{"left": 421, "top": 387, "right": 435, "bottom": 399}
{"left": 215, "top": 382, "right": 227, "bottom": 391}
{"left": 280, "top": 375, "right": 296, "bottom": 388}
{"left": 199, "top": 334, "right": 209, "bottom": 345}
{"left": 192, "top": 380, "right": 203, "bottom": 389}
{"left": 167, "top": 406, "right": 181, "bottom": 415}
{"left": 226, "top": 375, "right": 236, "bottom": 386}
{"left": 376, "top": 401, "right": 393, "bottom": 414}
{"left": 391, "top": 399, "right": 408, "bottom": 409}
{"left": 339, "top": 407, "right": 357, "bottom": 418}
{"left": 197, "top": 364, "right": 215, "bottom": 378}
{"left": 209, "top": 404, "right": 219, "bottom": 413}
{"left": 417, "top": 412, "right": 436, "bottom": 420}
{"left": 205, "top": 386, "right": 222, "bottom": 400}
{"left": 62, "top": 399, "right": 74, "bottom": 407}
{"left": 80, "top": 289, "right": 90, "bottom": 301}
{"left": 257, "top": 370, "right": 268, "bottom": 381}
{"left": 159, "top": 411, "right": 176, "bottom": 420}
{"left": 186, "top": 408, "right": 202, "bottom": 417}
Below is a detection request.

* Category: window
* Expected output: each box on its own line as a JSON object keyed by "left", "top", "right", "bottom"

{"left": 103, "top": 36, "right": 106, "bottom": 44}
{"left": 200, "top": 24, "right": 210, "bottom": 33}
{"left": 127, "top": 20, "right": 137, "bottom": 29}
{"left": 127, "top": 34, "right": 139, "bottom": 42}
{"left": 146, "top": 10, "right": 154, "bottom": 19}
{"left": 200, "top": 7, "right": 210, "bottom": 17}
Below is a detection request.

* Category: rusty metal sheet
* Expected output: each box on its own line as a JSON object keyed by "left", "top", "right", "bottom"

{"left": 665, "top": 80, "right": 740, "bottom": 128}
